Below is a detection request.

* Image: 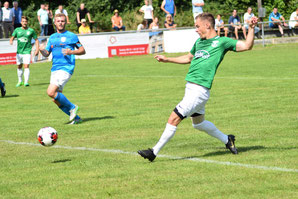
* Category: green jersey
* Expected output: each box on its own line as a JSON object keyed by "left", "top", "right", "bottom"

{"left": 186, "top": 36, "right": 237, "bottom": 89}
{"left": 12, "top": 27, "right": 37, "bottom": 54}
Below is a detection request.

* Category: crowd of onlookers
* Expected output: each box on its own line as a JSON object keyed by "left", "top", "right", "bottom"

{"left": 0, "top": 0, "right": 298, "bottom": 39}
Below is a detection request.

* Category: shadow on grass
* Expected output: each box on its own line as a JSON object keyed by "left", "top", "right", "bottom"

{"left": 52, "top": 159, "right": 71, "bottom": 163}
{"left": 201, "top": 145, "right": 266, "bottom": 157}
{"left": 34, "top": 82, "right": 49, "bottom": 86}
{"left": 83, "top": 116, "right": 115, "bottom": 123}
{"left": 2, "top": 94, "right": 19, "bottom": 98}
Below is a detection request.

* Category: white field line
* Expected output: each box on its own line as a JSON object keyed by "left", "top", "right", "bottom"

{"left": 77, "top": 74, "right": 298, "bottom": 80}
{"left": 1, "top": 140, "right": 298, "bottom": 173}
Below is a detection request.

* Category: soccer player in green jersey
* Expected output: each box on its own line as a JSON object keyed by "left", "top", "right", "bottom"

{"left": 10, "top": 16, "right": 39, "bottom": 87}
{"left": 138, "top": 13, "right": 258, "bottom": 162}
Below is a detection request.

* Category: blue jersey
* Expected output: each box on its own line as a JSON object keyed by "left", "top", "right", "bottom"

{"left": 46, "top": 31, "right": 82, "bottom": 75}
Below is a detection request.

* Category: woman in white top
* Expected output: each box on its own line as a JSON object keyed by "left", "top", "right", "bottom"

{"left": 149, "top": 17, "right": 159, "bottom": 30}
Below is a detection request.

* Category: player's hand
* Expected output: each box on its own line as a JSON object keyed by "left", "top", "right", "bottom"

{"left": 249, "top": 16, "right": 258, "bottom": 28}
{"left": 154, "top": 55, "right": 168, "bottom": 62}
{"left": 62, "top": 48, "right": 72, "bottom": 56}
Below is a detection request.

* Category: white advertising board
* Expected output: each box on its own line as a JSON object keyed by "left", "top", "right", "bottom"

{"left": 163, "top": 29, "right": 200, "bottom": 53}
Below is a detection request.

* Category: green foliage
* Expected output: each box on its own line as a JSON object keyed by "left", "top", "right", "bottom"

{"left": 20, "top": 0, "right": 297, "bottom": 33}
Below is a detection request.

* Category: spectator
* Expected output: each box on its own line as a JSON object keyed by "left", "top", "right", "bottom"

{"left": 137, "top": 20, "right": 147, "bottom": 31}
{"left": 269, "top": 8, "right": 288, "bottom": 37}
{"left": 161, "top": 0, "right": 176, "bottom": 19}
{"left": 215, "top": 14, "right": 228, "bottom": 37}
{"left": 228, "top": 9, "right": 242, "bottom": 39}
{"left": 111, "top": 9, "right": 125, "bottom": 31}
{"left": 0, "top": 2, "right": 3, "bottom": 38}
{"left": 45, "top": 4, "right": 54, "bottom": 35}
{"left": 242, "top": 7, "right": 260, "bottom": 39}
{"left": 139, "top": 0, "right": 154, "bottom": 29}
{"left": 192, "top": 0, "right": 204, "bottom": 22}
{"left": 164, "top": 14, "right": 176, "bottom": 29}
{"left": 12, "top": 1, "right": 22, "bottom": 29}
{"left": 76, "top": 3, "right": 94, "bottom": 30}
{"left": 55, "top": 5, "right": 70, "bottom": 24}
{"left": 149, "top": 17, "right": 159, "bottom": 30}
{"left": 37, "top": 4, "right": 48, "bottom": 36}
{"left": 2, "top": 1, "right": 15, "bottom": 38}
{"left": 79, "top": 19, "right": 91, "bottom": 34}
{"left": 289, "top": 8, "right": 298, "bottom": 29}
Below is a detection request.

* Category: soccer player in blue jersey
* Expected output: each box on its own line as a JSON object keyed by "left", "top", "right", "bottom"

{"left": 39, "top": 13, "right": 86, "bottom": 124}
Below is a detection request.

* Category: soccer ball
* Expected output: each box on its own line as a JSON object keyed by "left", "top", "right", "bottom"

{"left": 37, "top": 127, "right": 58, "bottom": 147}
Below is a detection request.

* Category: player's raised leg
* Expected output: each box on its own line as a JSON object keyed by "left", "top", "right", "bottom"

{"left": 191, "top": 114, "right": 238, "bottom": 154}
{"left": 47, "top": 82, "right": 80, "bottom": 122}
{"left": 16, "top": 61, "right": 23, "bottom": 87}
{"left": 0, "top": 78, "right": 6, "bottom": 97}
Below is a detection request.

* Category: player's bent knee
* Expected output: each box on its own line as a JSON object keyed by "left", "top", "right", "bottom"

{"left": 47, "top": 89, "right": 56, "bottom": 98}
{"left": 192, "top": 120, "right": 205, "bottom": 130}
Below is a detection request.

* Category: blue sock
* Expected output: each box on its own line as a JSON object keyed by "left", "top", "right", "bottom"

{"left": 59, "top": 105, "right": 80, "bottom": 119}
{"left": 0, "top": 78, "right": 3, "bottom": 87}
{"left": 55, "top": 92, "right": 75, "bottom": 110}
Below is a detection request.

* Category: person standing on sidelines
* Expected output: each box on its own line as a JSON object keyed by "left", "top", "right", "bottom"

{"left": 10, "top": 16, "right": 39, "bottom": 87}
{"left": 39, "top": 13, "right": 85, "bottom": 124}
{"left": 12, "top": 1, "right": 22, "bottom": 29}
{"left": 192, "top": 0, "right": 204, "bottom": 22}
{"left": 2, "top": 1, "right": 15, "bottom": 38}
{"left": 139, "top": 0, "right": 154, "bottom": 29}
{"left": 138, "top": 13, "right": 258, "bottom": 162}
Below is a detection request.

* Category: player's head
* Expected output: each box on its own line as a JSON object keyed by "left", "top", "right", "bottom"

{"left": 80, "top": 3, "right": 85, "bottom": 9}
{"left": 21, "top": 16, "right": 28, "bottom": 28}
{"left": 195, "top": 13, "right": 215, "bottom": 39}
{"left": 4, "top": 1, "right": 9, "bottom": 8}
{"left": 54, "top": 13, "right": 67, "bottom": 32}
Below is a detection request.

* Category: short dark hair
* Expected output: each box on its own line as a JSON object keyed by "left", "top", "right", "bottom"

{"left": 21, "top": 16, "right": 28, "bottom": 21}
{"left": 195, "top": 13, "right": 215, "bottom": 28}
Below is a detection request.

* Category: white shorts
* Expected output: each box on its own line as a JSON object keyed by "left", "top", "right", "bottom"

{"left": 16, "top": 54, "right": 31, "bottom": 65}
{"left": 175, "top": 82, "right": 210, "bottom": 119}
{"left": 50, "top": 70, "right": 72, "bottom": 92}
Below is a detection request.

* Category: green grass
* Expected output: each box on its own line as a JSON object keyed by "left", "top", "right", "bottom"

{"left": 0, "top": 43, "right": 297, "bottom": 198}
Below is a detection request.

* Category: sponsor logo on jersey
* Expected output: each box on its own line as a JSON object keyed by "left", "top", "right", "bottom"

{"left": 211, "top": 41, "right": 219, "bottom": 47}
{"left": 194, "top": 50, "right": 210, "bottom": 59}
{"left": 27, "top": 31, "right": 30, "bottom": 35}
{"left": 18, "top": 37, "right": 28, "bottom": 43}
{"left": 61, "top": 37, "right": 66, "bottom": 42}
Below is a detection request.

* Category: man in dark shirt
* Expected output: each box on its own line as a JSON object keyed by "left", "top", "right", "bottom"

{"left": 228, "top": 10, "right": 242, "bottom": 39}
{"left": 76, "top": 3, "right": 94, "bottom": 30}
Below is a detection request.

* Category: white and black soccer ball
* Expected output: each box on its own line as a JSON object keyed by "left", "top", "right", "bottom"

{"left": 37, "top": 127, "right": 58, "bottom": 147}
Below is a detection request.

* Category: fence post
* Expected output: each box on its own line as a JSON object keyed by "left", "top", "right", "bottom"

{"left": 262, "top": 22, "right": 265, "bottom": 47}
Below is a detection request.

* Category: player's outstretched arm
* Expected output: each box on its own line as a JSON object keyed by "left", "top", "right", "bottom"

{"left": 34, "top": 39, "right": 40, "bottom": 56}
{"left": 155, "top": 53, "right": 193, "bottom": 64}
{"left": 236, "top": 17, "right": 258, "bottom": 52}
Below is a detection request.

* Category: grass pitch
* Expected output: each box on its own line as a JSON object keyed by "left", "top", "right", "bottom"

{"left": 0, "top": 43, "right": 297, "bottom": 198}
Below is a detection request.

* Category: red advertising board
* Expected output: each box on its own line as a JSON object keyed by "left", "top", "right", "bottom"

{"left": 0, "top": 53, "right": 17, "bottom": 65}
{"left": 108, "top": 44, "right": 149, "bottom": 58}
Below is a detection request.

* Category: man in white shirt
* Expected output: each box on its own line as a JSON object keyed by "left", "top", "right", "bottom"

{"left": 0, "top": 1, "right": 3, "bottom": 38}
{"left": 289, "top": 8, "right": 298, "bottom": 29}
{"left": 37, "top": 4, "right": 48, "bottom": 36}
{"left": 192, "top": 0, "right": 204, "bottom": 22}
{"left": 214, "top": 14, "right": 228, "bottom": 37}
{"left": 242, "top": 7, "right": 260, "bottom": 39}
{"left": 139, "top": 0, "right": 154, "bottom": 29}
{"left": 55, "top": 5, "right": 70, "bottom": 24}
{"left": 2, "top": 1, "right": 15, "bottom": 38}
